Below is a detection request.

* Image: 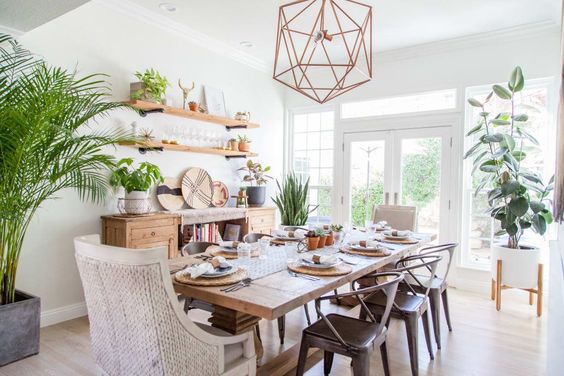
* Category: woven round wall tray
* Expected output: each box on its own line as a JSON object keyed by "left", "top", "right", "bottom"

{"left": 287, "top": 261, "right": 352, "bottom": 276}
{"left": 181, "top": 167, "right": 213, "bottom": 209}
{"left": 341, "top": 247, "right": 389, "bottom": 257}
{"left": 209, "top": 248, "right": 260, "bottom": 260}
{"left": 175, "top": 267, "right": 248, "bottom": 286}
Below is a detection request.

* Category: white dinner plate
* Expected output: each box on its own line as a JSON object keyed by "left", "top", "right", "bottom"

{"left": 200, "top": 265, "right": 237, "bottom": 278}
{"left": 300, "top": 258, "right": 341, "bottom": 269}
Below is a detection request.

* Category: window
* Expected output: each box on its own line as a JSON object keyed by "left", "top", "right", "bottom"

{"left": 290, "top": 111, "right": 334, "bottom": 224}
{"left": 341, "top": 89, "right": 456, "bottom": 119}
{"left": 461, "top": 79, "right": 556, "bottom": 268}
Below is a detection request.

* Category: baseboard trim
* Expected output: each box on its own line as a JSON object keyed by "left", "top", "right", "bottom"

{"left": 41, "top": 301, "right": 87, "bottom": 328}
{"left": 453, "top": 278, "right": 491, "bottom": 295}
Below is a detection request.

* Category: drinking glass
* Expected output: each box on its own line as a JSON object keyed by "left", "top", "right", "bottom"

{"left": 365, "top": 220, "right": 376, "bottom": 237}
{"left": 285, "top": 241, "right": 298, "bottom": 263}
{"left": 258, "top": 237, "right": 270, "bottom": 259}
{"left": 237, "top": 243, "right": 252, "bottom": 267}
{"left": 333, "top": 231, "right": 343, "bottom": 247}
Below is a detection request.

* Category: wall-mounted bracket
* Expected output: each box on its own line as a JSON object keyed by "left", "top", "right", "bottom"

{"left": 225, "top": 124, "right": 249, "bottom": 132}
{"left": 138, "top": 147, "right": 164, "bottom": 154}
{"left": 225, "top": 155, "right": 248, "bottom": 160}
{"left": 139, "top": 108, "right": 165, "bottom": 117}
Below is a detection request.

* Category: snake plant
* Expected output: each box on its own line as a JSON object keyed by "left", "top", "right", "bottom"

{"left": 272, "top": 172, "right": 317, "bottom": 226}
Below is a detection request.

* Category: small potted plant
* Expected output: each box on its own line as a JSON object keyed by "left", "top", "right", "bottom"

{"left": 130, "top": 68, "right": 169, "bottom": 104}
{"left": 325, "top": 229, "right": 334, "bottom": 246}
{"left": 229, "top": 138, "right": 239, "bottom": 151}
{"left": 331, "top": 224, "right": 344, "bottom": 245}
{"left": 316, "top": 228, "right": 327, "bottom": 248}
{"left": 110, "top": 158, "right": 164, "bottom": 215}
{"left": 188, "top": 101, "right": 199, "bottom": 111}
{"left": 238, "top": 159, "right": 272, "bottom": 207}
{"left": 272, "top": 172, "right": 318, "bottom": 227}
{"left": 305, "top": 230, "right": 320, "bottom": 251}
{"left": 238, "top": 134, "right": 251, "bottom": 152}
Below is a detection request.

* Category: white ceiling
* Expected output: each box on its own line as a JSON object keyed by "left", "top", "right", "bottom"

{"left": 130, "top": 0, "right": 561, "bottom": 64}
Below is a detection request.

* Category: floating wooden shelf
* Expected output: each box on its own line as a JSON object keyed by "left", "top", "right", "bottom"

{"left": 119, "top": 141, "right": 258, "bottom": 160}
{"left": 125, "top": 100, "right": 260, "bottom": 130}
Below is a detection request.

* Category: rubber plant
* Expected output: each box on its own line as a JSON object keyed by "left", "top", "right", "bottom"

{"left": 0, "top": 34, "right": 131, "bottom": 305}
{"left": 464, "top": 66, "right": 553, "bottom": 249}
{"left": 272, "top": 172, "right": 317, "bottom": 226}
{"left": 237, "top": 159, "right": 272, "bottom": 186}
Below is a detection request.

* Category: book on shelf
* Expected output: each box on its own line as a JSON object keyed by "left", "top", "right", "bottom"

{"left": 186, "top": 223, "right": 221, "bottom": 243}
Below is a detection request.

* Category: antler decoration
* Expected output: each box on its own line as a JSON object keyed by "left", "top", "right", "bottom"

{"left": 178, "top": 80, "right": 195, "bottom": 110}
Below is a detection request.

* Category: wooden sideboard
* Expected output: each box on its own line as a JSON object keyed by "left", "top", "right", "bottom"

{"left": 101, "top": 213, "right": 181, "bottom": 259}
{"left": 242, "top": 207, "right": 277, "bottom": 236}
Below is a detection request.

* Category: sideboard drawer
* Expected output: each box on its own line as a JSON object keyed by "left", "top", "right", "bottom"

{"left": 131, "top": 226, "right": 176, "bottom": 242}
{"left": 249, "top": 214, "right": 274, "bottom": 227}
{"left": 250, "top": 225, "right": 272, "bottom": 235}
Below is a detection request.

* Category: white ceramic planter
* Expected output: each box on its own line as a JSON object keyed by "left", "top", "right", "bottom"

{"left": 123, "top": 190, "right": 151, "bottom": 215}
{"left": 491, "top": 243, "right": 540, "bottom": 289}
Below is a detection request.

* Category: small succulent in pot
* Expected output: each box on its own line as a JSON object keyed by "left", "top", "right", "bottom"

{"left": 316, "top": 228, "right": 327, "bottom": 248}
{"left": 330, "top": 224, "right": 344, "bottom": 232}
{"left": 305, "top": 230, "right": 320, "bottom": 251}
{"left": 237, "top": 134, "right": 252, "bottom": 152}
{"left": 188, "top": 101, "right": 199, "bottom": 111}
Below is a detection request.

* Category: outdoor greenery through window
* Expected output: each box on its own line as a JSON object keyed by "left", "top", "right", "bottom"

{"left": 292, "top": 111, "right": 334, "bottom": 224}
{"left": 462, "top": 79, "right": 555, "bottom": 266}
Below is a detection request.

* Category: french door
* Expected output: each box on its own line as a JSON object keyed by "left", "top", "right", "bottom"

{"left": 343, "top": 126, "right": 453, "bottom": 242}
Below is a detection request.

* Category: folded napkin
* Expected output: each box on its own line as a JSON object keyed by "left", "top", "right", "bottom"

{"left": 273, "top": 229, "right": 306, "bottom": 239}
{"left": 186, "top": 256, "right": 229, "bottom": 278}
{"left": 384, "top": 229, "right": 411, "bottom": 237}
{"left": 218, "top": 241, "right": 240, "bottom": 248}
{"left": 304, "top": 253, "right": 337, "bottom": 265}
{"left": 357, "top": 240, "right": 380, "bottom": 248}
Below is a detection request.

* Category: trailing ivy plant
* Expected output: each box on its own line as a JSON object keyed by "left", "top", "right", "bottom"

{"left": 464, "top": 66, "right": 553, "bottom": 249}
{"left": 131, "top": 68, "right": 169, "bottom": 104}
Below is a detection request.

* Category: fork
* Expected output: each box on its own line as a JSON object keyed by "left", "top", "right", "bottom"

{"left": 221, "top": 278, "right": 252, "bottom": 292}
{"left": 287, "top": 270, "right": 320, "bottom": 281}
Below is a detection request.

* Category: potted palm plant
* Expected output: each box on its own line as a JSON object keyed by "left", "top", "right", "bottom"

{"left": 0, "top": 34, "right": 131, "bottom": 365}
{"left": 464, "top": 66, "right": 553, "bottom": 292}
{"left": 237, "top": 159, "right": 272, "bottom": 207}
{"left": 272, "top": 172, "right": 318, "bottom": 227}
{"left": 109, "top": 158, "right": 164, "bottom": 214}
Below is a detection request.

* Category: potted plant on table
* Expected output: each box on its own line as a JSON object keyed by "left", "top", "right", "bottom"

{"left": 316, "top": 228, "right": 327, "bottom": 248}
{"left": 130, "top": 68, "right": 169, "bottom": 104}
{"left": 110, "top": 158, "right": 164, "bottom": 215}
{"left": 272, "top": 172, "right": 318, "bottom": 227}
{"left": 238, "top": 160, "right": 272, "bottom": 207}
{"left": 330, "top": 224, "right": 344, "bottom": 246}
{"left": 305, "top": 230, "right": 320, "bottom": 251}
{"left": 238, "top": 134, "right": 251, "bottom": 152}
{"left": 464, "top": 66, "right": 553, "bottom": 307}
{"left": 0, "top": 34, "right": 131, "bottom": 365}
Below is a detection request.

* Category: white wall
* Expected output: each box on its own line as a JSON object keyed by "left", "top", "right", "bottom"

{"left": 16, "top": 1, "right": 285, "bottom": 324}
{"left": 285, "top": 25, "right": 562, "bottom": 293}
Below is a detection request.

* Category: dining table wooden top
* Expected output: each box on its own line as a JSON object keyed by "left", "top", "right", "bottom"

{"left": 169, "top": 233, "right": 436, "bottom": 321}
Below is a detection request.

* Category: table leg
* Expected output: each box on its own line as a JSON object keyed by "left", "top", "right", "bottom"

{"left": 209, "top": 305, "right": 264, "bottom": 361}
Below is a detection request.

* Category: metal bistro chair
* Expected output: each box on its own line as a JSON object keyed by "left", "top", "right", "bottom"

{"left": 180, "top": 242, "right": 217, "bottom": 313}
{"left": 412, "top": 243, "right": 458, "bottom": 349}
{"left": 361, "top": 254, "right": 442, "bottom": 376}
{"left": 243, "top": 233, "right": 312, "bottom": 345}
{"left": 296, "top": 272, "right": 404, "bottom": 376}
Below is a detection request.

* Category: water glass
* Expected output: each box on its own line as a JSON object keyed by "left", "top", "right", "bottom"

{"left": 333, "top": 231, "right": 343, "bottom": 247}
{"left": 258, "top": 237, "right": 270, "bottom": 259}
{"left": 285, "top": 241, "right": 298, "bottom": 263}
{"left": 365, "top": 220, "right": 376, "bottom": 236}
{"left": 237, "top": 243, "right": 252, "bottom": 267}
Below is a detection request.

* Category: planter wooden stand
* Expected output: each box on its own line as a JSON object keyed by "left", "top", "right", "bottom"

{"left": 491, "top": 260, "right": 543, "bottom": 317}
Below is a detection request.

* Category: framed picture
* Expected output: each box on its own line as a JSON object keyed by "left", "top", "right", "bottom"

{"left": 204, "top": 86, "right": 227, "bottom": 117}
{"left": 223, "top": 223, "right": 241, "bottom": 241}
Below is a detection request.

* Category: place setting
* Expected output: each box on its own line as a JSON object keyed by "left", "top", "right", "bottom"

{"left": 287, "top": 252, "right": 353, "bottom": 277}
{"left": 340, "top": 239, "right": 393, "bottom": 257}
{"left": 377, "top": 229, "right": 421, "bottom": 245}
{"left": 174, "top": 256, "right": 249, "bottom": 287}
{"left": 270, "top": 228, "right": 307, "bottom": 245}
{"left": 209, "top": 241, "right": 260, "bottom": 259}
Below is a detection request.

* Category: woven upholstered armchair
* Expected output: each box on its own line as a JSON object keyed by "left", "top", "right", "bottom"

{"left": 74, "top": 235, "right": 256, "bottom": 376}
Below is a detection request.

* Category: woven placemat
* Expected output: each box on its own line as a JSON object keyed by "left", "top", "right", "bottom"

{"left": 379, "top": 237, "right": 420, "bottom": 245}
{"left": 341, "top": 247, "right": 390, "bottom": 257}
{"left": 271, "top": 238, "right": 301, "bottom": 246}
{"left": 209, "top": 248, "right": 260, "bottom": 259}
{"left": 287, "top": 261, "right": 352, "bottom": 276}
{"left": 175, "top": 267, "right": 248, "bottom": 286}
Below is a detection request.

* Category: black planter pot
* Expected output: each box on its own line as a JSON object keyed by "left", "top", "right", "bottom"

{"left": 0, "top": 290, "right": 40, "bottom": 366}
{"left": 246, "top": 186, "right": 266, "bottom": 207}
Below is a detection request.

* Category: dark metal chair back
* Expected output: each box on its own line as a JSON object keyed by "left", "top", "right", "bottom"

{"left": 180, "top": 241, "right": 217, "bottom": 256}
{"left": 418, "top": 243, "right": 457, "bottom": 281}
{"left": 394, "top": 254, "right": 442, "bottom": 300}
{"left": 314, "top": 272, "right": 403, "bottom": 350}
{"left": 242, "top": 233, "right": 273, "bottom": 243}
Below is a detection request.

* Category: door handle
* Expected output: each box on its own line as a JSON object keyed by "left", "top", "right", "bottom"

{"left": 385, "top": 192, "right": 390, "bottom": 204}
{"left": 394, "top": 192, "right": 398, "bottom": 205}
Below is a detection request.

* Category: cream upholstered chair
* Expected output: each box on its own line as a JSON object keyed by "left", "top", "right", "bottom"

{"left": 74, "top": 235, "right": 256, "bottom": 376}
{"left": 372, "top": 204, "right": 418, "bottom": 231}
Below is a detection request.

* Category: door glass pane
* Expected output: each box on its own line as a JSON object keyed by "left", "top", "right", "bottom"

{"left": 400, "top": 137, "right": 442, "bottom": 234}
{"left": 349, "top": 140, "right": 386, "bottom": 227}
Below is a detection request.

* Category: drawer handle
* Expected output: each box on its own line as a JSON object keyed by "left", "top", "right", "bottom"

{"left": 151, "top": 231, "right": 156, "bottom": 236}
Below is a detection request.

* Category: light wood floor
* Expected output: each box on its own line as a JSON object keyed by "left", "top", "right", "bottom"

{"left": 0, "top": 288, "right": 546, "bottom": 376}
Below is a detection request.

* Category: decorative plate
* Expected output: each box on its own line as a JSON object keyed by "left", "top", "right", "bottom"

{"left": 156, "top": 177, "right": 185, "bottom": 211}
{"left": 181, "top": 167, "right": 213, "bottom": 209}
{"left": 211, "top": 181, "right": 229, "bottom": 207}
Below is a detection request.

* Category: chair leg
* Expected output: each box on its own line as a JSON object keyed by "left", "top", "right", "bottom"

{"left": 183, "top": 297, "right": 192, "bottom": 314}
{"left": 358, "top": 307, "right": 367, "bottom": 321}
{"left": 277, "top": 316, "right": 285, "bottom": 345}
{"left": 303, "top": 304, "right": 312, "bottom": 326}
{"left": 428, "top": 290, "right": 441, "bottom": 349}
{"left": 421, "top": 311, "right": 434, "bottom": 360}
{"left": 537, "top": 263, "right": 543, "bottom": 317}
{"left": 380, "top": 341, "right": 391, "bottom": 376}
{"left": 441, "top": 289, "right": 453, "bottom": 332}
{"left": 496, "top": 259, "right": 502, "bottom": 311}
{"left": 333, "top": 289, "right": 341, "bottom": 305}
{"left": 491, "top": 279, "right": 496, "bottom": 301}
{"left": 296, "top": 335, "right": 310, "bottom": 376}
{"left": 323, "top": 351, "right": 334, "bottom": 375}
{"left": 404, "top": 316, "right": 419, "bottom": 376}
{"left": 255, "top": 323, "right": 261, "bottom": 342}
{"left": 351, "top": 352, "right": 370, "bottom": 376}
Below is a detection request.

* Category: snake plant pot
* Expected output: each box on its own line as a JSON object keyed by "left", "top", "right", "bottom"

{"left": 491, "top": 243, "right": 540, "bottom": 289}
{"left": 0, "top": 290, "right": 40, "bottom": 366}
{"left": 246, "top": 186, "right": 266, "bottom": 207}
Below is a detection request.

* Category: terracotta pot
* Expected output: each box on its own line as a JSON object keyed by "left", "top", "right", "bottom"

{"left": 325, "top": 232, "right": 334, "bottom": 246}
{"left": 317, "top": 235, "right": 327, "bottom": 248}
{"left": 239, "top": 142, "right": 251, "bottom": 152}
{"left": 307, "top": 237, "right": 319, "bottom": 251}
{"left": 188, "top": 103, "right": 199, "bottom": 111}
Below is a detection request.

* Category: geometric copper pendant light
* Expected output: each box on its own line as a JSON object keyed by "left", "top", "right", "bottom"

{"left": 273, "top": 0, "right": 372, "bottom": 104}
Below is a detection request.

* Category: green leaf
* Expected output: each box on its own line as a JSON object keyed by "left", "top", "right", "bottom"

{"left": 503, "top": 153, "right": 519, "bottom": 172}
{"left": 480, "top": 160, "right": 500, "bottom": 173}
{"left": 529, "top": 201, "right": 545, "bottom": 213}
{"left": 540, "top": 209, "right": 553, "bottom": 225}
{"left": 466, "top": 123, "right": 483, "bottom": 136}
{"left": 506, "top": 223, "right": 519, "bottom": 235}
{"left": 501, "top": 180, "right": 520, "bottom": 196}
{"left": 508, "top": 196, "right": 529, "bottom": 217}
{"left": 468, "top": 98, "right": 483, "bottom": 107}
{"left": 493, "top": 84, "right": 512, "bottom": 100}
{"left": 520, "top": 172, "right": 543, "bottom": 184}
{"left": 508, "top": 66, "right": 524, "bottom": 92}
{"left": 519, "top": 220, "right": 532, "bottom": 229}
{"left": 512, "top": 114, "right": 528, "bottom": 122}
{"left": 484, "top": 133, "right": 504, "bottom": 143}
{"left": 511, "top": 151, "right": 526, "bottom": 161}
{"left": 492, "top": 148, "right": 507, "bottom": 158}
{"left": 532, "top": 214, "right": 547, "bottom": 235}
{"left": 463, "top": 142, "right": 484, "bottom": 159}
{"left": 487, "top": 188, "right": 503, "bottom": 205}
{"left": 500, "top": 135, "right": 516, "bottom": 151}
{"left": 490, "top": 119, "right": 511, "bottom": 126}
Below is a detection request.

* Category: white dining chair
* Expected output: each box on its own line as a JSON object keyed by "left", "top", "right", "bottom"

{"left": 74, "top": 234, "right": 256, "bottom": 376}
{"left": 372, "top": 204, "right": 418, "bottom": 231}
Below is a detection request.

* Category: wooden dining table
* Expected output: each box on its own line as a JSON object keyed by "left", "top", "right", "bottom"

{"left": 169, "top": 233, "right": 436, "bottom": 375}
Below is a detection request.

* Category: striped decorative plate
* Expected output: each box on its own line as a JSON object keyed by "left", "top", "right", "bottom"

{"left": 211, "top": 181, "right": 229, "bottom": 207}
{"left": 156, "top": 177, "right": 185, "bottom": 211}
{"left": 181, "top": 167, "right": 213, "bottom": 209}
